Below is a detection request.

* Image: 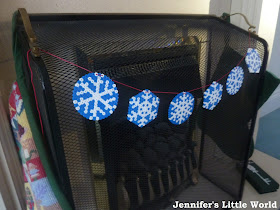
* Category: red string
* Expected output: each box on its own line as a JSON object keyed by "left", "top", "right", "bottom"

{"left": 40, "top": 49, "right": 92, "bottom": 73}
{"left": 112, "top": 80, "right": 142, "bottom": 92}
{"left": 152, "top": 91, "right": 181, "bottom": 94}
{"left": 27, "top": 49, "right": 44, "bottom": 135}
{"left": 27, "top": 32, "right": 251, "bottom": 135}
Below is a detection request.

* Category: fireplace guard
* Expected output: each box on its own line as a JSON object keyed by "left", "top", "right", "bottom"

{"left": 14, "top": 9, "right": 268, "bottom": 210}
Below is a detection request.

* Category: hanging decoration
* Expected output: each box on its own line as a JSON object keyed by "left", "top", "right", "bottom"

{"left": 72, "top": 72, "right": 119, "bottom": 120}
{"left": 168, "top": 92, "right": 195, "bottom": 125}
{"left": 127, "top": 89, "right": 160, "bottom": 127}
{"left": 26, "top": 29, "right": 264, "bottom": 130}
{"left": 245, "top": 48, "right": 262, "bottom": 73}
{"left": 226, "top": 66, "right": 244, "bottom": 95}
{"left": 203, "top": 81, "right": 223, "bottom": 110}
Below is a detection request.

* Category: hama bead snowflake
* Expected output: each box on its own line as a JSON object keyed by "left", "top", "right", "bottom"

{"left": 245, "top": 48, "right": 262, "bottom": 73}
{"left": 127, "top": 89, "right": 160, "bottom": 127}
{"left": 226, "top": 66, "right": 244, "bottom": 95}
{"left": 168, "top": 92, "right": 195, "bottom": 125}
{"left": 203, "top": 81, "right": 223, "bottom": 110}
{"left": 72, "top": 72, "right": 119, "bottom": 120}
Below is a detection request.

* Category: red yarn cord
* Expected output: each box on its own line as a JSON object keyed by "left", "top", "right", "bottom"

{"left": 26, "top": 32, "right": 251, "bottom": 134}
{"left": 27, "top": 49, "right": 44, "bottom": 135}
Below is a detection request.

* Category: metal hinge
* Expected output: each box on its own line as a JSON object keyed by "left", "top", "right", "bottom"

{"left": 17, "top": 8, "right": 40, "bottom": 57}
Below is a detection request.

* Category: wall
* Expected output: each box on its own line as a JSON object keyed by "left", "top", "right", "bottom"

{"left": 258, "top": 0, "right": 280, "bottom": 66}
{"left": 259, "top": 4, "right": 280, "bottom": 118}
{"left": 0, "top": 0, "right": 211, "bottom": 21}
{"left": 209, "top": 0, "right": 231, "bottom": 16}
{"left": 0, "top": 193, "right": 6, "bottom": 210}
{"left": 230, "top": 0, "right": 263, "bottom": 33}
{"left": 269, "top": 5, "right": 280, "bottom": 78}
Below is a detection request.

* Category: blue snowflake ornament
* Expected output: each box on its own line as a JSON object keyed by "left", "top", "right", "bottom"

{"left": 203, "top": 81, "right": 223, "bottom": 110}
{"left": 226, "top": 66, "right": 244, "bottom": 95}
{"left": 127, "top": 89, "right": 160, "bottom": 127}
{"left": 72, "top": 72, "right": 119, "bottom": 120}
{"left": 168, "top": 92, "right": 195, "bottom": 125}
{"left": 245, "top": 48, "right": 262, "bottom": 73}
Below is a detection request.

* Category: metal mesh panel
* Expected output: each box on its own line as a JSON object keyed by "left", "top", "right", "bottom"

{"left": 26, "top": 15, "right": 267, "bottom": 210}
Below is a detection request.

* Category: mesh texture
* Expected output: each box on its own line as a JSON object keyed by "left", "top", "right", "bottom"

{"left": 25, "top": 15, "right": 267, "bottom": 210}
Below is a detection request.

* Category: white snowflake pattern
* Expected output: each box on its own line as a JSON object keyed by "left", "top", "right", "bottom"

{"left": 127, "top": 89, "right": 160, "bottom": 127}
{"left": 245, "top": 48, "right": 262, "bottom": 73}
{"left": 203, "top": 81, "right": 223, "bottom": 110}
{"left": 72, "top": 72, "right": 119, "bottom": 120}
{"left": 168, "top": 92, "right": 195, "bottom": 125}
{"left": 226, "top": 66, "right": 244, "bottom": 95}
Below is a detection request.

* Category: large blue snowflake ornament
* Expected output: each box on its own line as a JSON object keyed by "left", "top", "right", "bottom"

{"left": 127, "top": 89, "right": 160, "bottom": 127}
{"left": 168, "top": 92, "right": 195, "bottom": 125}
{"left": 245, "top": 48, "right": 262, "bottom": 73}
{"left": 203, "top": 81, "right": 223, "bottom": 110}
{"left": 226, "top": 66, "right": 244, "bottom": 95}
{"left": 72, "top": 72, "right": 119, "bottom": 120}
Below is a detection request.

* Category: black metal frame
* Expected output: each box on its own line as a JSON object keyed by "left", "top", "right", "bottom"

{"left": 26, "top": 13, "right": 264, "bottom": 41}
{"left": 19, "top": 12, "right": 268, "bottom": 209}
{"left": 15, "top": 23, "right": 76, "bottom": 207}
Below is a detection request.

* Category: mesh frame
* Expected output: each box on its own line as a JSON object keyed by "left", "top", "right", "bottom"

{"left": 18, "top": 14, "right": 268, "bottom": 210}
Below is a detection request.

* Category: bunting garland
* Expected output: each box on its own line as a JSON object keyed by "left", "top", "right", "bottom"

{"left": 69, "top": 48, "right": 261, "bottom": 126}
{"left": 27, "top": 42, "right": 263, "bottom": 128}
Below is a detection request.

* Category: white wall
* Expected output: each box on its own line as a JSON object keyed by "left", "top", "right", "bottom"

{"left": 258, "top": 0, "right": 280, "bottom": 65}
{"left": 231, "top": 0, "right": 263, "bottom": 33}
{"left": 0, "top": 0, "right": 210, "bottom": 21}
{"left": 269, "top": 5, "right": 280, "bottom": 78}
{"left": 259, "top": 5, "right": 280, "bottom": 118}
{"left": 209, "top": 0, "right": 231, "bottom": 16}
{"left": 0, "top": 193, "right": 6, "bottom": 210}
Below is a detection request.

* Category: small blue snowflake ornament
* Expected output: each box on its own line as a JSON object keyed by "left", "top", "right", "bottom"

{"left": 168, "top": 92, "right": 195, "bottom": 125}
{"left": 245, "top": 48, "right": 262, "bottom": 73}
{"left": 226, "top": 66, "right": 244, "bottom": 95}
{"left": 203, "top": 81, "right": 223, "bottom": 110}
{"left": 127, "top": 89, "right": 160, "bottom": 128}
{"left": 72, "top": 72, "right": 119, "bottom": 120}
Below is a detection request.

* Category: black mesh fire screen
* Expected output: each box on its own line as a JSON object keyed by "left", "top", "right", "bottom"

{"left": 16, "top": 14, "right": 268, "bottom": 210}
